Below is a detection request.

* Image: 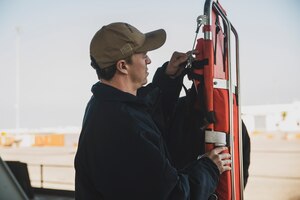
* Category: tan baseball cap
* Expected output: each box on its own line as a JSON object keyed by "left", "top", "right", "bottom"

{"left": 90, "top": 22, "right": 166, "bottom": 69}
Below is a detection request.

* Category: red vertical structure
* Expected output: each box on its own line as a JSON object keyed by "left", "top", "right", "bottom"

{"left": 189, "top": 0, "right": 243, "bottom": 199}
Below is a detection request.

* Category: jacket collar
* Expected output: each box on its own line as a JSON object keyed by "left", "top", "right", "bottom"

{"left": 91, "top": 82, "right": 138, "bottom": 103}
{"left": 91, "top": 82, "right": 160, "bottom": 108}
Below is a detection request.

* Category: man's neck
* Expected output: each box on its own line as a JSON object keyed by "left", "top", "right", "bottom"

{"left": 101, "top": 78, "right": 137, "bottom": 96}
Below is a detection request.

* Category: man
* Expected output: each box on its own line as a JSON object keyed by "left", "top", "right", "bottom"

{"left": 74, "top": 22, "right": 231, "bottom": 200}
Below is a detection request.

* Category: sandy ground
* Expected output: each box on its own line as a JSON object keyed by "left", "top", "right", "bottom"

{"left": 1, "top": 135, "right": 300, "bottom": 200}
{"left": 244, "top": 137, "right": 300, "bottom": 200}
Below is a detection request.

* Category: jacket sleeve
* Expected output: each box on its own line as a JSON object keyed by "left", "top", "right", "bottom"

{"left": 168, "top": 157, "right": 220, "bottom": 200}
{"left": 151, "top": 62, "right": 184, "bottom": 124}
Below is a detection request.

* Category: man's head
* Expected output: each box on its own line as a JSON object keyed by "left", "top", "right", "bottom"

{"left": 90, "top": 22, "right": 166, "bottom": 80}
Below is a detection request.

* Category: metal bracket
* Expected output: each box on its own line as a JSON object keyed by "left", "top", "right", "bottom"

{"left": 197, "top": 15, "right": 212, "bottom": 40}
{"left": 197, "top": 15, "right": 208, "bottom": 26}
{"left": 213, "top": 78, "right": 236, "bottom": 94}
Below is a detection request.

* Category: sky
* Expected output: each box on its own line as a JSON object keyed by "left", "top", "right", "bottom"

{"left": 0, "top": 0, "right": 299, "bottom": 129}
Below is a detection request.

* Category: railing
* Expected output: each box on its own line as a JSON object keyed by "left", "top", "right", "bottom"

{"left": 27, "top": 163, "right": 75, "bottom": 191}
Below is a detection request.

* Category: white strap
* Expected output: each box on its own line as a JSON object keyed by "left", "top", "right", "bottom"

{"left": 205, "top": 130, "right": 227, "bottom": 146}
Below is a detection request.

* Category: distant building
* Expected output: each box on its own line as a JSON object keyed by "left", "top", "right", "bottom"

{"left": 242, "top": 101, "right": 300, "bottom": 134}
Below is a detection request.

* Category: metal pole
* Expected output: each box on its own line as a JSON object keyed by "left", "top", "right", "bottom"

{"left": 15, "top": 27, "right": 21, "bottom": 131}
{"left": 216, "top": 8, "right": 236, "bottom": 200}
{"left": 213, "top": 4, "right": 244, "bottom": 199}
{"left": 231, "top": 24, "right": 244, "bottom": 199}
{"left": 40, "top": 164, "right": 44, "bottom": 188}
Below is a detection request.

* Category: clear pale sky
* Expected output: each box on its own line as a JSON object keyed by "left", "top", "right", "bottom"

{"left": 0, "top": 0, "right": 299, "bottom": 129}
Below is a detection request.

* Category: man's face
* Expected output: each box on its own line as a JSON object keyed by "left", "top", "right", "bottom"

{"left": 127, "top": 52, "right": 151, "bottom": 89}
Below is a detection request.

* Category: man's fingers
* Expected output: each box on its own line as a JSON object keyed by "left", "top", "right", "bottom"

{"left": 172, "top": 51, "right": 187, "bottom": 60}
{"left": 218, "top": 159, "right": 232, "bottom": 174}
{"left": 174, "top": 53, "right": 188, "bottom": 65}
{"left": 220, "top": 166, "right": 232, "bottom": 174}
{"left": 186, "top": 49, "right": 199, "bottom": 55}
{"left": 219, "top": 153, "right": 231, "bottom": 160}
{"left": 213, "top": 146, "right": 228, "bottom": 154}
{"left": 206, "top": 146, "right": 232, "bottom": 174}
{"left": 222, "top": 159, "right": 232, "bottom": 165}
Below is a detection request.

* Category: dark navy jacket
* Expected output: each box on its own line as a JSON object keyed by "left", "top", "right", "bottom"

{"left": 75, "top": 65, "right": 219, "bottom": 200}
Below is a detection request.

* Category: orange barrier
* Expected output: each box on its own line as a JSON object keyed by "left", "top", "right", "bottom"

{"left": 34, "top": 134, "right": 65, "bottom": 146}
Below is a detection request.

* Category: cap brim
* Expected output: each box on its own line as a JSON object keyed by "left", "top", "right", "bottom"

{"left": 136, "top": 29, "right": 166, "bottom": 53}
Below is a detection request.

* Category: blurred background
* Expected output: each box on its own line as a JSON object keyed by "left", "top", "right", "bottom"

{"left": 1, "top": 0, "right": 300, "bottom": 199}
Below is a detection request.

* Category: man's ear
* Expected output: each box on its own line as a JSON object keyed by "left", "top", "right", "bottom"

{"left": 116, "top": 60, "right": 129, "bottom": 74}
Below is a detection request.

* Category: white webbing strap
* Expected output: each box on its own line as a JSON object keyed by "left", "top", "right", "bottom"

{"left": 205, "top": 130, "right": 227, "bottom": 146}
